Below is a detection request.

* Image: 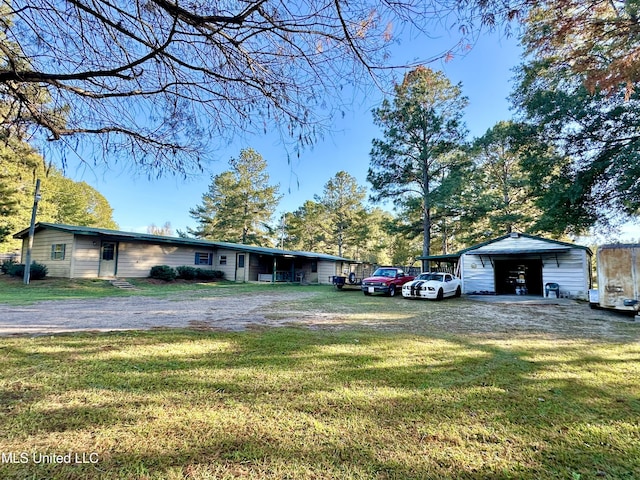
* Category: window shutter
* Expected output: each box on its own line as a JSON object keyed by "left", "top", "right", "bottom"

{"left": 51, "top": 244, "right": 55, "bottom": 260}
{"left": 194, "top": 253, "right": 199, "bottom": 265}
{"left": 208, "top": 253, "right": 213, "bottom": 265}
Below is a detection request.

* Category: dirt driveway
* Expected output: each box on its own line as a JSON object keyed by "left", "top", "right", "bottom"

{"left": 0, "top": 290, "right": 638, "bottom": 340}
{"left": 0, "top": 291, "right": 317, "bottom": 336}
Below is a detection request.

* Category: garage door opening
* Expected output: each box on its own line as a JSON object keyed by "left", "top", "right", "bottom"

{"left": 494, "top": 259, "right": 543, "bottom": 296}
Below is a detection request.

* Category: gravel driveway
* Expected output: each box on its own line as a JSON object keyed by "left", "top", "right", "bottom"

{"left": 0, "top": 292, "right": 314, "bottom": 336}
{"left": 1, "top": 290, "right": 638, "bottom": 340}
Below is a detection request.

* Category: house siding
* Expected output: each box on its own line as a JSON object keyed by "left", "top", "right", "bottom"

{"left": 215, "top": 248, "right": 237, "bottom": 281}
{"left": 317, "top": 260, "right": 338, "bottom": 285}
{"left": 21, "top": 230, "right": 74, "bottom": 277}
{"left": 71, "top": 236, "right": 102, "bottom": 278}
{"left": 116, "top": 242, "right": 217, "bottom": 278}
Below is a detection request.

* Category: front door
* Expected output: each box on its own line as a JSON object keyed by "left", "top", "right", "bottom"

{"left": 99, "top": 242, "right": 117, "bottom": 277}
{"left": 235, "top": 253, "right": 246, "bottom": 282}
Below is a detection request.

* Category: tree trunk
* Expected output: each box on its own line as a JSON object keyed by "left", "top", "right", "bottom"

{"left": 422, "top": 167, "right": 431, "bottom": 258}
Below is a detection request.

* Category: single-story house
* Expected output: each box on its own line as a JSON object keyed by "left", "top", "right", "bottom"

{"left": 419, "top": 232, "right": 593, "bottom": 300}
{"left": 13, "top": 223, "right": 350, "bottom": 284}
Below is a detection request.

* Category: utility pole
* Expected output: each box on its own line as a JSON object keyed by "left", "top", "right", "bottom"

{"left": 279, "top": 214, "right": 286, "bottom": 250}
{"left": 23, "top": 179, "right": 41, "bottom": 285}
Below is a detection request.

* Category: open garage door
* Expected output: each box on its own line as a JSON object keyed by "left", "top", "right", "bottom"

{"left": 494, "top": 259, "right": 543, "bottom": 296}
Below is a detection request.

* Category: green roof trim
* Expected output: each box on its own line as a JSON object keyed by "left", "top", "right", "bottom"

{"left": 417, "top": 232, "right": 592, "bottom": 261}
{"left": 14, "top": 223, "right": 352, "bottom": 262}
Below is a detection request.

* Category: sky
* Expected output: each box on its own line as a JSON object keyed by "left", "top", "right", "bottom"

{"left": 56, "top": 24, "right": 639, "bottom": 241}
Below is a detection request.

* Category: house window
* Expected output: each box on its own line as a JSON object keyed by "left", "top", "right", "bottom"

{"left": 219, "top": 255, "right": 227, "bottom": 266}
{"left": 51, "top": 244, "right": 66, "bottom": 260}
{"left": 237, "top": 254, "right": 245, "bottom": 268}
{"left": 311, "top": 261, "right": 317, "bottom": 273}
{"left": 195, "top": 252, "right": 213, "bottom": 265}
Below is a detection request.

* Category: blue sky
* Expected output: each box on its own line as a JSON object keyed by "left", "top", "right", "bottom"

{"left": 65, "top": 28, "right": 524, "bottom": 236}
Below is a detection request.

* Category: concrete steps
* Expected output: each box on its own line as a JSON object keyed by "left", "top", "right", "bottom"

{"left": 109, "top": 279, "right": 137, "bottom": 289}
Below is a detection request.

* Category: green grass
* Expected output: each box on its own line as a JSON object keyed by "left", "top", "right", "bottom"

{"left": 0, "top": 275, "right": 310, "bottom": 305}
{"left": 0, "top": 280, "right": 639, "bottom": 479}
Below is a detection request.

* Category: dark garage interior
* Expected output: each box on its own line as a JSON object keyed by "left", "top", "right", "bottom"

{"left": 493, "top": 259, "right": 543, "bottom": 296}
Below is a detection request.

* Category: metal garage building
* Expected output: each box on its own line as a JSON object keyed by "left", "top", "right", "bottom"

{"left": 419, "top": 232, "right": 593, "bottom": 300}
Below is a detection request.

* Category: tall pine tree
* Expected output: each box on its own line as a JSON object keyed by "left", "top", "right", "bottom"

{"left": 188, "top": 148, "right": 281, "bottom": 245}
{"left": 368, "top": 66, "right": 468, "bottom": 257}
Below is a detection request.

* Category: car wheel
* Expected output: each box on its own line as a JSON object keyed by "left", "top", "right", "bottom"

{"left": 363, "top": 291, "right": 371, "bottom": 296}
{"left": 455, "top": 286, "right": 461, "bottom": 297}
{"left": 388, "top": 285, "right": 396, "bottom": 297}
{"left": 436, "top": 288, "right": 444, "bottom": 301}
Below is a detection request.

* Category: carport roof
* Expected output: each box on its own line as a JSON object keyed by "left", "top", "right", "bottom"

{"left": 14, "top": 223, "right": 352, "bottom": 262}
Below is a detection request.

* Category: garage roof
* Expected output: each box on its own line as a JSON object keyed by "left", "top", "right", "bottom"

{"left": 418, "top": 232, "right": 591, "bottom": 261}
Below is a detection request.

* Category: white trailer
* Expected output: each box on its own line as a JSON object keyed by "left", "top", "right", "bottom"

{"left": 589, "top": 244, "right": 640, "bottom": 316}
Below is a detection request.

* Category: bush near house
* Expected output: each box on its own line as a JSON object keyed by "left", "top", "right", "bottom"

{"left": 1, "top": 258, "right": 17, "bottom": 275}
{"left": 3, "top": 261, "right": 48, "bottom": 280}
{"left": 176, "top": 265, "right": 198, "bottom": 280}
{"left": 151, "top": 265, "right": 225, "bottom": 282}
{"left": 195, "top": 268, "right": 224, "bottom": 281}
{"left": 149, "top": 265, "right": 177, "bottom": 281}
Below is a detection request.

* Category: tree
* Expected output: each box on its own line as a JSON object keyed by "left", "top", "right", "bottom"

{"left": 368, "top": 66, "right": 468, "bottom": 257}
{"left": 315, "top": 171, "right": 369, "bottom": 258}
{"left": 188, "top": 148, "right": 281, "bottom": 245}
{"left": 521, "top": 0, "right": 640, "bottom": 99}
{"left": 0, "top": 140, "right": 118, "bottom": 251}
{"left": 44, "top": 173, "right": 118, "bottom": 229}
{"left": 0, "top": 1, "right": 485, "bottom": 175}
{"left": 147, "top": 222, "right": 173, "bottom": 236}
{"left": 282, "top": 201, "right": 329, "bottom": 253}
{"left": 512, "top": 33, "right": 640, "bottom": 233}
{"left": 458, "top": 121, "right": 543, "bottom": 242}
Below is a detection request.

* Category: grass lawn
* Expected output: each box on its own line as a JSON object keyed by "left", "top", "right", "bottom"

{"left": 0, "top": 275, "right": 300, "bottom": 305}
{"left": 0, "top": 281, "right": 639, "bottom": 479}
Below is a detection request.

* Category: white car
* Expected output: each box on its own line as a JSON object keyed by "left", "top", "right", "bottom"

{"left": 402, "top": 272, "right": 462, "bottom": 300}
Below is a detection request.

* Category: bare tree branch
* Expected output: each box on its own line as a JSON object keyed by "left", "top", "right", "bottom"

{"left": 0, "top": 0, "right": 501, "bottom": 175}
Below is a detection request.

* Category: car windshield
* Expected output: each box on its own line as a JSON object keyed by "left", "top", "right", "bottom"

{"left": 372, "top": 268, "right": 397, "bottom": 278}
{"left": 417, "top": 273, "right": 444, "bottom": 282}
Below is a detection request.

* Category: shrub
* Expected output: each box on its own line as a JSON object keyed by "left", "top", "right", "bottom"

{"left": 149, "top": 265, "right": 176, "bottom": 281}
{"left": 1, "top": 258, "right": 17, "bottom": 275}
{"left": 212, "top": 270, "right": 224, "bottom": 279}
{"left": 7, "top": 263, "right": 24, "bottom": 278}
{"left": 4, "top": 262, "right": 47, "bottom": 280}
{"left": 29, "top": 262, "right": 48, "bottom": 280}
{"left": 195, "top": 269, "right": 224, "bottom": 281}
{"left": 176, "top": 265, "right": 198, "bottom": 280}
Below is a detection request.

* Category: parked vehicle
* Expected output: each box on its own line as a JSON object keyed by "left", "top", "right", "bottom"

{"left": 402, "top": 272, "right": 462, "bottom": 300}
{"left": 361, "top": 267, "right": 415, "bottom": 297}
{"left": 331, "top": 263, "right": 372, "bottom": 291}
{"left": 589, "top": 244, "right": 640, "bottom": 316}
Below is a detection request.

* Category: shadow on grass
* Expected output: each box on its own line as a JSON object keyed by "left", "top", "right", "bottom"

{"left": 0, "top": 328, "right": 639, "bottom": 479}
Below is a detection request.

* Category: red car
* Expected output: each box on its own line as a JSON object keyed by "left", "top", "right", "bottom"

{"left": 361, "top": 267, "right": 415, "bottom": 297}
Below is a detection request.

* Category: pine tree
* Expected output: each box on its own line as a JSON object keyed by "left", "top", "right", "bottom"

{"left": 368, "top": 66, "right": 468, "bottom": 257}
{"left": 188, "top": 148, "right": 281, "bottom": 245}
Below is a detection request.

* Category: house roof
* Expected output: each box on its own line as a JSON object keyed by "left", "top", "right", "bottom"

{"left": 418, "top": 232, "right": 592, "bottom": 261}
{"left": 14, "top": 223, "right": 352, "bottom": 262}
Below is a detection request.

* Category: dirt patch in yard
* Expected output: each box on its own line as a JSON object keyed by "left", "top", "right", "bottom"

{"left": 0, "top": 289, "right": 638, "bottom": 341}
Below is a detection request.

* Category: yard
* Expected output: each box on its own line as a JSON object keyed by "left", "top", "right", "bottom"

{"left": 0, "top": 278, "right": 639, "bottom": 479}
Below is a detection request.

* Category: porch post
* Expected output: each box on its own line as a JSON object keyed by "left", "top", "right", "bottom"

{"left": 272, "top": 256, "right": 277, "bottom": 283}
